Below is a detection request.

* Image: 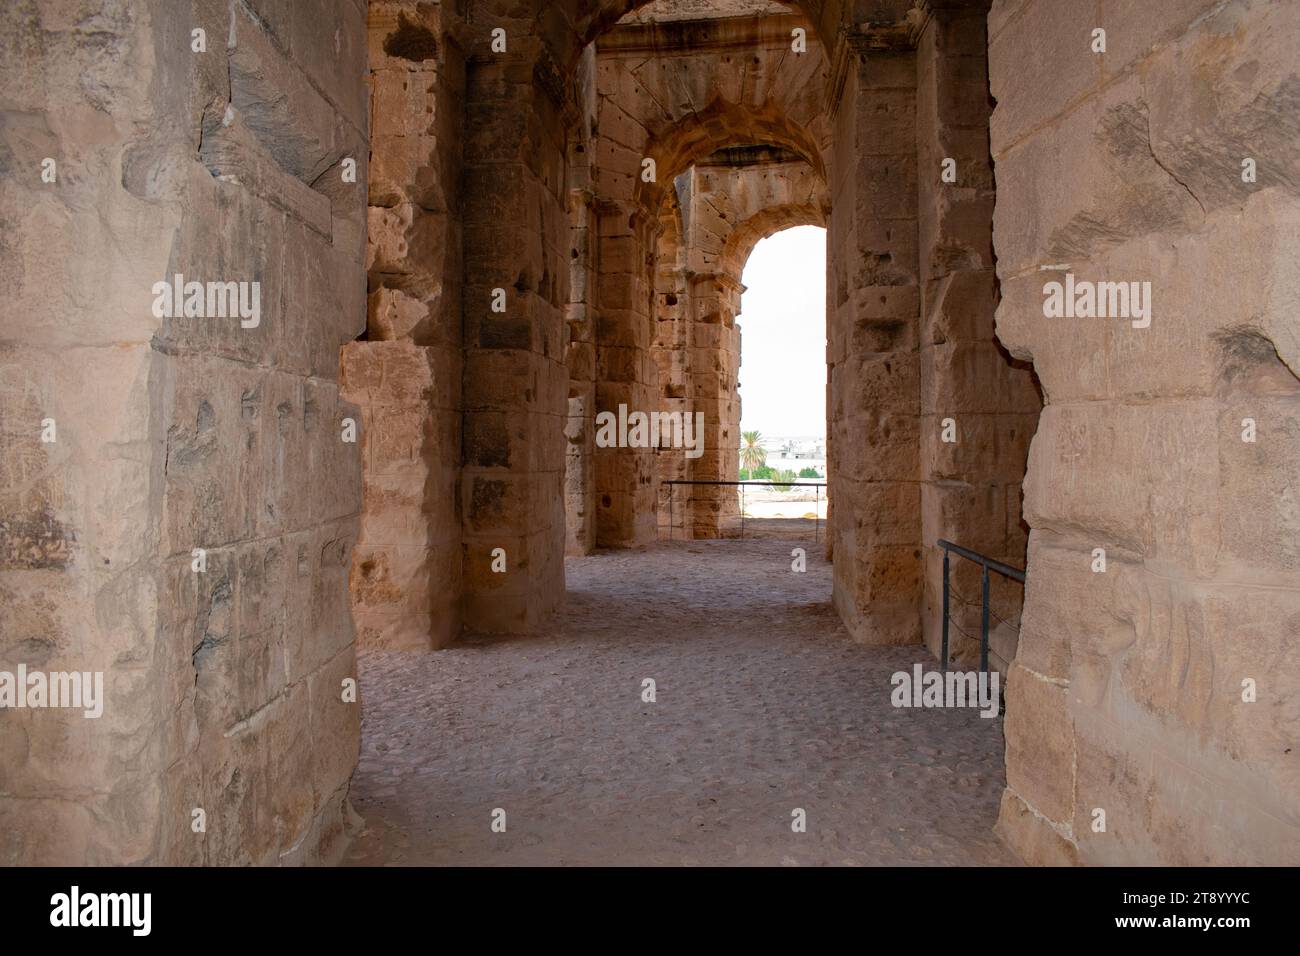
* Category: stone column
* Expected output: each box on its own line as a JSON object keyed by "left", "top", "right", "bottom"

{"left": 826, "top": 43, "right": 924, "bottom": 645}
{"left": 651, "top": 199, "right": 691, "bottom": 538}
{"left": 593, "top": 200, "right": 660, "bottom": 547}
{"left": 341, "top": 1, "right": 465, "bottom": 651}
{"left": 565, "top": 185, "right": 598, "bottom": 555}
{"left": 460, "top": 44, "right": 570, "bottom": 632}
{"left": 686, "top": 271, "right": 743, "bottom": 537}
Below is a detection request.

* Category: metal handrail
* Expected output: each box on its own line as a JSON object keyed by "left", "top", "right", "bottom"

{"left": 663, "top": 479, "right": 827, "bottom": 541}
{"left": 936, "top": 539, "right": 1025, "bottom": 675}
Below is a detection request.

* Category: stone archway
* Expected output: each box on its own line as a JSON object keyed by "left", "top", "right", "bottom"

{"left": 583, "top": 2, "right": 832, "bottom": 548}
{"left": 652, "top": 150, "right": 830, "bottom": 538}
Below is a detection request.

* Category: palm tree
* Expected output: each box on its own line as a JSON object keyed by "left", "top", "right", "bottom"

{"left": 739, "top": 430, "right": 767, "bottom": 472}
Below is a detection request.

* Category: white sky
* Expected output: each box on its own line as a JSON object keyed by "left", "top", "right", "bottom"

{"left": 737, "top": 225, "right": 828, "bottom": 438}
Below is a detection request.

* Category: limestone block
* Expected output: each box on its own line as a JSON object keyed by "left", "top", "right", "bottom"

{"left": 152, "top": 177, "right": 287, "bottom": 368}
{"left": 988, "top": 0, "right": 1099, "bottom": 149}
{"left": 462, "top": 349, "right": 539, "bottom": 413}
{"left": 370, "top": 129, "right": 448, "bottom": 212}
{"left": 1023, "top": 402, "right": 1220, "bottom": 571}
{"left": 994, "top": 788, "right": 1079, "bottom": 865}
{"left": 356, "top": 474, "right": 429, "bottom": 548}
{"left": 0, "top": 795, "right": 103, "bottom": 866}
{"left": 992, "top": 71, "right": 1203, "bottom": 276}
{"left": 155, "top": 760, "right": 205, "bottom": 865}
{"left": 1108, "top": 578, "right": 1300, "bottom": 795}
{"left": 993, "top": 270, "right": 1112, "bottom": 397}
{"left": 289, "top": 0, "right": 367, "bottom": 124}
{"left": 921, "top": 480, "right": 1008, "bottom": 557}
{"left": 1014, "top": 534, "right": 1130, "bottom": 683}
{"left": 199, "top": 107, "right": 333, "bottom": 239}
{"left": 921, "top": 191, "right": 995, "bottom": 278}
{"left": 230, "top": 4, "right": 346, "bottom": 182}
{"left": 367, "top": 203, "right": 447, "bottom": 276}
{"left": 1143, "top": 2, "right": 1300, "bottom": 216}
{"left": 159, "top": 356, "right": 266, "bottom": 554}
{"left": 1003, "top": 662, "right": 1075, "bottom": 824}
{"left": 1100, "top": 0, "right": 1230, "bottom": 87}
{"left": 306, "top": 381, "right": 362, "bottom": 526}
{"left": 851, "top": 218, "right": 920, "bottom": 288}
{"left": 854, "top": 152, "right": 919, "bottom": 222}
{"left": 830, "top": 409, "right": 919, "bottom": 482}
{"left": 923, "top": 269, "right": 997, "bottom": 345}
{"left": 284, "top": 523, "right": 357, "bottom": 684}
{"left": 307, "top": 647, "right": 361, "bottom": 810}
{"left": 465, "top": 473, "right": 533, "bottom": 535}
{"left": 1216, "top": 396, "right": 1300, "bottom": 576}
{"left": 923, "top": 411, "right": 1036, "bottom": 482}
{"left": 921, "top": 340, "right": 1040, "bottom": 416}
{"left": 198, "top": 716, "right": 275, "bottom": 864}
{"left": 597, "top": 344, "right": 650, "bottom": 384}
{"left": 365, "top": 286, "right": 429, "bottom": 343}
{"left": 263, "top": 679, "right": 317, "bottom": 860}
{"left": 853, "top": 90, "right": 915, "bottom": 156}
{"left": 833, "top": 297, "right": 920, "bottom": 360}
{"left": 596, "top": 308, "right": 653, "bottom": 350}
{"left": 253, "top": 372, "right": 313, "bottom": 537}
{"left": 831, "top": 351, "right": 919, "bottom": 419}
{"left": 1070, "top": 706, "right": 1300, "bottom": 865}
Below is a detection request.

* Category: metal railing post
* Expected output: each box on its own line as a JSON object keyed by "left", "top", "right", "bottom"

{"left": 941, "top": 548, "right": 950, "bottom": 673}
{"left": 669, "top": 483, "right": 674, "bottom": 541}
{"left": 980, "top": 562, "right": 991, "bottom": 675}
{"left": 934, "top": 539, "right": 1024, "bottom": 677}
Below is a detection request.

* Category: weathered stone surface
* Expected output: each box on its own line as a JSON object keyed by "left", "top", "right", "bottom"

{"left": 994, "top": 789, "right": 1079, "bottom": 866}
{"left": 1, "top": 0, "right": 364, "bottom": 865}
{"left": 1003, "top": 663, "right": 1074, "bottom": 824}
{"left": 992, "top": 0, "right": 1300, "bottom": 866}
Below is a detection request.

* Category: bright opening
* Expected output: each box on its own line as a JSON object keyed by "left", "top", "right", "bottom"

{"left": 736, "top": 224, "right": 828, "bottom": 520}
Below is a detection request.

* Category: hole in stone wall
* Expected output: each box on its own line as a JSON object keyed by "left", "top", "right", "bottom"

{"left": 382, "top": 13, "right": 439, "bottom": 62}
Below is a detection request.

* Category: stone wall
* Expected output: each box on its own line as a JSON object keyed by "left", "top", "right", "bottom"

{"left": 989, "top": 0, "right": 1300, "bottom": 864}
{"left": 0, "top": 0, "right": 367, "bottom": 863}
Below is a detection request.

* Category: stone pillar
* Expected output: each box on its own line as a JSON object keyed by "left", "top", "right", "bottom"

{"left": 565, "top": 185, "right": 598, "bottom": 555}
{"left": 341, "top": 1, "right": 464, "bottom": 651}
{"left": 988, "top": 0, "right": 1300, "bottom": 864}
{"left": 826, "top": 44, "right": 924, "bottom": 645}
{"left": 915, "top": 0, "right": 1040, "bottom": 672}
{"left": 460, "top": 44, "right": 570, "bottom": 632}
{"left": 593, "top": 200, "right": 660, "bottom": 547}
{"left": 686, "top": 271, "right": 743, "bottom": 536}
{"left": 652, "top": 197, "right": 692, "bottom": 538}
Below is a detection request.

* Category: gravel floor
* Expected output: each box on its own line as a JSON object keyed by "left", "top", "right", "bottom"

{"left": 343, "top": 530, "right": 1015, "bottom": 866}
